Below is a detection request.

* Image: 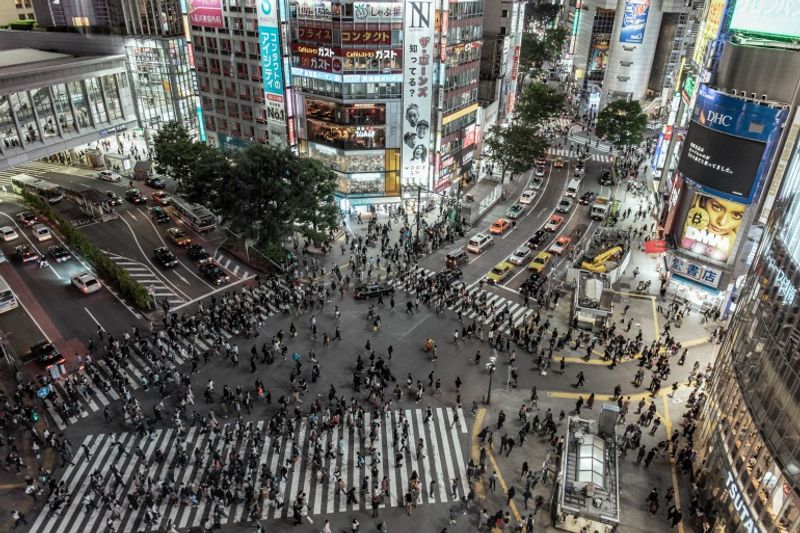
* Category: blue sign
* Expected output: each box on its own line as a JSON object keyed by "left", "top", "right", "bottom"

{"left": 680, "top": 84, "right": 788, "bottom": 204}
{"left": 620, "top": 0, "right": 651, "bottom": 44}
{"left": 37, "top": 387, "right": 49, "bottom": 399}
{"left": 259, "top": 25, "right": 284, "bottom": 96}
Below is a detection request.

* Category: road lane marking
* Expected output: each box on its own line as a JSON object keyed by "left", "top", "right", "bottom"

{"left": 127, "top": 211, "right": 137, "bottom": 221}
{"left": 661, "top": 395, "right": 686, "bottom": 533}
{"left": 84, "top": 307, "right": 105, "bottom": 331}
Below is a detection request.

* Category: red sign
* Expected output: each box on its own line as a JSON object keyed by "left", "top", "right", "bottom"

{"left": 291, "top": 44, "right": 337, "bottom": 72}
{"left": 463, "top": 124, "right": 476, "bottom": 148}
{"left": 341, "top": 30, "right": 391, "bottom": 45}
{"left": 644, "top": 239, "right": 667, "bottom": 254}
{"left": 298, "top": 26, "right": 332, "bottom": 43}
{"left": 511, "top": 46, "right": 520, "bottom": 81}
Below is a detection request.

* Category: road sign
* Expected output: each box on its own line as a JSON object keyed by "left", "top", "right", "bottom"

{"left": 37, "top": 387, "right": 49, "bottom": 399}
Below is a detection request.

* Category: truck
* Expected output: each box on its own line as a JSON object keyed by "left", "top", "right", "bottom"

{"left": 590, "top": 196, "right": 611, "bottom": 220}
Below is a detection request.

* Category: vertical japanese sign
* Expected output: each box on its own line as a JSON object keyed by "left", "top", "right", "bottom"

{"left": 258, "top": 0, "right": 287, "bottom": 136}
{"left": 401, "top": 0, "right": 434, "bottom": 185}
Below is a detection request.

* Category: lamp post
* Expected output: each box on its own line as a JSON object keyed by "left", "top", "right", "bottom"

{"left": 486, "top": 355, "right": 497, "bottom": 405}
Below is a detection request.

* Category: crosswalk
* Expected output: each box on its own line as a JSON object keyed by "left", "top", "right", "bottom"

{"left": 38, "top": 284, "right": 288, "bottom": 430}
{"left": 546, "top": 147, "right": 613, "bottom": 163}
{"left": 30, "top": 407, "right": 469, "bottom": 532}
{"left": 213, "top": 252, "right": 250, "bottom": 279}
{"left": 0, "top": 160, "right": 94, "bottom": 191}
{"left": 389, "top": 268, "right": 535, "bottom": 336}
{"left": 105, "top": 252, "right": 186, "bottom": 307}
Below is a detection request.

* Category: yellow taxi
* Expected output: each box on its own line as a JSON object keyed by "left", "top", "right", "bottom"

{"left": 528, "top": 251, "right": 552, "bottom": 272}
{"left": 486, "top": 261, "right": 514, "bottom": 284}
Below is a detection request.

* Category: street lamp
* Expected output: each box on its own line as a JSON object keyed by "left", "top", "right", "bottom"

{"left": 485, "top": 355, "right": 497, "bottom": 405}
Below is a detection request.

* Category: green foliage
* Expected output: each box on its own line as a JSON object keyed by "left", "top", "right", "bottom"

{"left": 595, "top": 100, "right": 648, "bottom": 149}
{"left": 516, "top": 82, "right": 564, "bottom": 128}
{"left": 152, "top": 122, "right": 200, "bottom": 189}
{"left": 485, "top": 123, "right": 548, "bottom": 183}
{"left": 525, "top": 3, "right": 561, "bottom": 28}
{"left": 20, "top": 191, "right": 150, "bottom": 311}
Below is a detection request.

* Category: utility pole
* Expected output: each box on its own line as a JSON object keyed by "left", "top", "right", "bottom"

{"left": 415, "top": 186, "right": 421, "bottom": 242}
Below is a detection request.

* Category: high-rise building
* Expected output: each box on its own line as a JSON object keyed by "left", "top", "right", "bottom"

{"left": 0, "top": 0, "right": 36, "bottom": 25}
{"left": 652, "top": 4, "right": 800, "bottom": 530}
{"left": 569, "top": 0, "right": 702, "bottom": 110}
{"left": 189, "top": 0, "right": 292, "bottom": 149}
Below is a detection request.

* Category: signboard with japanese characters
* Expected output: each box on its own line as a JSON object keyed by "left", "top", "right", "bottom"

{"left": 291, "top": 44, "right": 338, "bottom": 72}
{"left": 290, "top": 0, "right": 332, "bottom": 20}
{"left": 258, "top": 0, "right": 286, "bottom": 143}
{"left": 401, "top": 1, "right": 434, "bottom": 184}
{"left": 341, "top": 29, "right": 391, "bottom": 45}
{"left": 298, "top": 25, "right": 333, "bottom": 43}
{"left": 353, "top": 2, "right": 403, "bottom": 22}
{"left": 189, "top": 0, "right": 224, "bottom": 28}
{"left": 668, "top": 255, "right": 722, "bottom": 289}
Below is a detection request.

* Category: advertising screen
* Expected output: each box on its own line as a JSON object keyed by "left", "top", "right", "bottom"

{"left": 189, "top": 0, "right": 224, "bottom": 28}
{"left": 729, "top": 0, "right": 800, "bottom": 39}
{"left": 401, "top": 1, "right": 435, "bottom": 185}
{"left": 679, "top": 192, "right": 746, "bottom": 263}
{"left": 692, "top": 0, "right": 727, "bottom": 67}
{"left": 678, "top": 122, "right": 766, "bottom": 201}
{"left": 620, "top": 0, "right": 651, "bottom": 44}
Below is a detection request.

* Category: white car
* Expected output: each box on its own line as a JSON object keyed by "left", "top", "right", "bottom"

{"left": 71, "top": 272, "right": 102, "bottom": 294}
{"left": 508, "top": 246, "right": 531, "bottom": 266}
{"left": 97, "top": 170, "right": 122, "bottom": 182}
{"left": 0, "top": 226, "right": 19, "bottom": 242}
{"left": 32, "top": 224, "right": 52, "bottom": 242}
{"left": 556, "top": 198, "right": 574, "bottom": 213}
{"left": 535, "top": 166, "right": 546, "bottom": 177}
{"left": 519, "top": 189, "right": 537, "bottom": 204}
{"left": 531, "top": 176, "right": 544, "bottom": 189}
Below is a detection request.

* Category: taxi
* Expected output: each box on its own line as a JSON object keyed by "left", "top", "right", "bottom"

{"left": 489, "top": 218, "right": 511, "bottom": 235}
{"left": 486, "top": 261, "right": 514, "bottom": 284}
{"left": 528, "top": 252, "right": 552, "bottom": 272}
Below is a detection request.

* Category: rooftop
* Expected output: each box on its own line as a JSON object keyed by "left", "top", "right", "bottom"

{"left": 0, "top": 48, "right": 72, "bottom": 69}
{"left": 0, "top": 47, "right": 122, "bottom": 79}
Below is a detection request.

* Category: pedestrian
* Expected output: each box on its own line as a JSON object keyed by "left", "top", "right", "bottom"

{"left": 12, "top": 510, "right": 28, "bottom": 528}
{"left": 506, "top": 486, "right": 516, "bottom": 506}
{"left": 488, "top": 470, "right": 497, "bottom": 492}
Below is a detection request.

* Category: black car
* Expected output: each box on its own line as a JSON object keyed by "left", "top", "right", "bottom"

{"left": 150, "top": 206, "right": 170, "bottom": 224}
{"left": 520, "top": 273, "right": 547, "bottom": 296}
{"left": 579, "top": 191, "right": 598, "bottom": 205}
{"left": 354, "top": 283, "right": 395, "bottom": 300}
{"left": 106, "top": 191, "right": 122, "bottom": 206}
{"left": 153, "top": 246, "right": 178, "bottom": 268}
{"left": 187, "top": 244, "right": 212, "bottom": 263}
{"left": 16, "top": 211, "right": 37, "bottom": 227}
{"left": 527, "top": 230, "right": 547, "bottom": 249}
{"left": 435, "top": 269, "right": 463, "bottom": 287}
{"left": 199, "top": 262, "right": 230, "bottom": 285}
{"left": 30, "top": 341, "right": 63, "bottom": 365}
{"left": 125, "top": 188, "right": 146, "bottom": 204}
{"left": 145, "top": 176, "right": 167, "bottom": 189}
{"left": 599, "top": 169, "right": 613, "bottom": 185}
{"left": 47, "top": 245, "right": 71, "bottom": 263}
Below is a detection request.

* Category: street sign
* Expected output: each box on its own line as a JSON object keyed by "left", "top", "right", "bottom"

{"left": 37, "top": 387, "right": 49, "bottom": 399}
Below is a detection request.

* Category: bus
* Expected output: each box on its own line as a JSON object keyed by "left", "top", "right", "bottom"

{"left": 169, "top": 196, "right": 217, "bottom": 233}
{"left": 0, "top": 276, "right": 19, "bottom": 314}
{"left": 11, "top": 174, "right": 64, "bottom": 204}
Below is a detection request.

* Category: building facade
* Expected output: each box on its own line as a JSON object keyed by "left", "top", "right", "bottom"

{"left": 189, "top": 0, "right": 291, "bottom": 149}
{"left": 0, "top": 0, "right": 36, "bottom": 25}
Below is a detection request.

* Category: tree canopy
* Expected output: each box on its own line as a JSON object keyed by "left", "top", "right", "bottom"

{"left": 151, "top": 122, "right": 200, "bottom": 189}
{"left": 595, "top": 100, "right": 648, "bottom": 149}
{"left": 515, "top": 81, "right": 564, "bottom": 127}
{"left": 152, "top": 122, "right": 338, "bottom": 250}
{"left": 485, "top": 123, "right": 548, "bottom": 183}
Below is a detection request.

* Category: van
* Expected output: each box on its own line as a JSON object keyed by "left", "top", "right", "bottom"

{"left": 565, "top": 178, "right": 581, "bottom": 198}
{"left": 446, "top": 250, "right": 468, "bottom": 269}
{"left": 466, "top": 233, "right": 494, "bottom": 253}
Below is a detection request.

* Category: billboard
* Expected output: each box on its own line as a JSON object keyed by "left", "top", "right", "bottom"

{"left": 729, "top": 0, "right": 800, "bottom": 39}
{"left": 620, "top": 0, "right": 651, "bottom": 44}
{"left": 692, "top": 0, "right": 727, "bottom": 67}
{"left": 258, "top": 0, "right": 286, "bottom": 144}
{"left": 678, "top": 85, "right": 787, "bottom": 203}
{"left": 341, "top": 30, "right": 391, "bottom": 45}
{"left": 291, "top": 0, "right": 332, "bottom": 20}
{"left": 401, "top": 1, "right": 435, "bottom": 185}
{"left": 189, "top": 0, "right": 224, "bottom": 27}
{"left": 679, "top": 192, "right": 746, "bottom": 263}
{"left": 353, "top": 2, "right": 403, "bottom": 22}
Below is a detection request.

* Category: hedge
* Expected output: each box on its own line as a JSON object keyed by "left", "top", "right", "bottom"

{"left": 20, "top": 191, "right": 152, "bottom": 311}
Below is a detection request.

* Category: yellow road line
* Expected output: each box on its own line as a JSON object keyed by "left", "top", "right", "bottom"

{"left": 681, "top": 336, "right": 709, "bottom": 348}
{"left": 651, "top": 297, "right": 660, "bottom": 340}
{"left": 471, "top": 408, "right": 486, "bottom": 500}
{"left": 486, "top": 445, "right": 523, "bottom": 523}
{"left": 661, "top": 395, "right": 686, "bottom": 533}
{"left": 0, "top": 482, "right": 25, "bottom": 490}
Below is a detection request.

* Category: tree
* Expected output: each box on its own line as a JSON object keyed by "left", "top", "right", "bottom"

{"left": 185, "top": 143, "right": 230, "bottom": 205}
{"left": 518, "top": 27, "right": 568, "bottom": 81}
{"left": 525, "top": 3, "right": 561, "bottom": 28}
{"left": 286, "top": 156, "right": 339, "bottom": 237}
{"left": 485, "top": 123, "right": 548, "bottom": 183}
{"left": 595, "top": 100, "right": 648, "bottom": 150}
{"left": 151, "top": 122, "right": 199, "bottom": 188}
{"left": 515, "top": 82, "right": 564, "bottom": 128}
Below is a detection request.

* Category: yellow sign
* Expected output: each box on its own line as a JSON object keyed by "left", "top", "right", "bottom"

{"left": 693, "top": 0, "right": 727, "bottom": 68}
{"left": 442, "top": 103, "right": 479, "bottom": 126}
